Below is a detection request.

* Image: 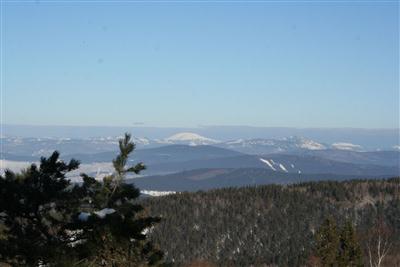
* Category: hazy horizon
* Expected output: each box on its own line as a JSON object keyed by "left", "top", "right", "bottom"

{"left": 3, "top": 123, "right": 400, "bottom": 129}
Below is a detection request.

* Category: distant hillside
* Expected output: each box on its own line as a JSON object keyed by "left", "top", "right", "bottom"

{"left": 293, "top": 149, "right": 400, "bottom": 167}
{"left": 131, "top": 168, "right": 385, "bottom": 191}
{"left": 146, "top": 153, "right": 398, "bottom": 176}
{"left": 64, "top": 144, "right": 243, "bottom": 165}
{"left": 144, "top": 178, "right": 400, "bottom": 266}
{"left": 3, "top": 142, "right": 399, "bottom": 182}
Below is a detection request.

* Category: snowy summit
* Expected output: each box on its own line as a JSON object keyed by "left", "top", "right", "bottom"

{"left": 165, "top": 132, "right": 219, "bottom": 146}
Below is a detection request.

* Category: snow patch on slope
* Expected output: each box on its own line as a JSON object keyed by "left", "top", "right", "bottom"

{"left": 141, "top": 190, "right": 176, "bottom": 197}
{"left": 279, "top": 164, "right": 288, "bottom": 173}
{"left": 0, "top": 160, "right": 33, "bottom": 175}
{"left": 259, "top": 158, "right": 276, "bottom": 171}
{"left": 331, "top": 142, "right": 363, "bottom": 151}
{"left": 225, "top": 139, "right": 244, "bottom": 145}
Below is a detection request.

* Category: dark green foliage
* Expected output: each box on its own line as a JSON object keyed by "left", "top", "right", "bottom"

{"left": 69, "top": 134, "right": 163, "bottom": 266}
{"left": 337, "top": 221, "right": 363, "bottom": 267}
{"left": 143, "top": 178, "right": 400, "bottom": 266}
{"left": 0, "top": 133, "right": 163, "bottom": 266}
{"left": 315, "top": 217, "right": 340, "bottom": 266}
{"left": 314, "top": 218, "right": 363, "bottom": 267}
{"left": 0, "top": 152, "right": 80, "bottom": 265}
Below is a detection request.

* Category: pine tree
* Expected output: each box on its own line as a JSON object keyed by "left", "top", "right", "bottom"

{"left": 68, "top": 133, "right": 164, "bottom": 266}
{"left": 315, "top": 217, "right": 340, "bottom": 266}
{"left": 337, "top": 221, "right": 363, "bottom": 267}
{"left": 0, "top": 152, "right": 80, "bottom": 265}
{"left": 0, "top": 133, "right": 164, "bottom": 266}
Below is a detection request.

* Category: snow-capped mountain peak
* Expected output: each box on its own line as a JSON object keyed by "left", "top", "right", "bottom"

{"left": 165, "top": 132, "right": 219, "bottom": 145}
{"left": 297, "top": 139, "right": 326, "bottom": 150}
{"left": 283, "top": 136, "right": 326, "bottom": 150}
{"left": 222, "top": 136, "right": 326, "bottom": 154}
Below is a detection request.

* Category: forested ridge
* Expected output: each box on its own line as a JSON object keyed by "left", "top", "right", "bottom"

{"left": 144, "top": 178, "right": 400, "bottom": 266}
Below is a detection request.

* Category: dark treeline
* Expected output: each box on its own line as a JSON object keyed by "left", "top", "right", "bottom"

{"left": 144, "top": 178, "right": 400, "bottom": 266}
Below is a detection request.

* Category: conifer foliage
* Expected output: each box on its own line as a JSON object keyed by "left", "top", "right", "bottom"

{"left": 143, "top": 179, "right": 399, "bottom": 266}
{"left": 0, "top": 133, "right": 163, "bottom": 266}
{"left": 70, "top": 133, "right": 163, "bottom": 266}
{"left": 0, "top": 152, "right": 80, "bottom": 265}
{"left": 314, "top": 218, "right": 363, "bottom": 267}
{"left": 337, "top": 221, "right": 363, "bottom": 267}
{"left": 315, "top": 217, "right": 340, "bottom": 266}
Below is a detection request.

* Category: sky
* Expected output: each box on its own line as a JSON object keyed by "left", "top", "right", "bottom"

{"left": 2, "top": 1, "right": 399, "bottom": 128}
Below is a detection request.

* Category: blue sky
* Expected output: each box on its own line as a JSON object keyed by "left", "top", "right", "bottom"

{"left": 2, "top": 1, "right": 399, "bottom": 128}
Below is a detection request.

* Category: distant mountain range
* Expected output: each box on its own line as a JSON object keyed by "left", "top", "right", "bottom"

{"left": 2, "top": 132, "right": 399, "bottom": 158}
{"left": 1, "top": 132, "right": 399, "bottom": 191}
{"left": 218, "top": 136, "right": 329, "bottom": 154}
{"left": 3, "top": 125, "right": 399, "bottom": 151}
